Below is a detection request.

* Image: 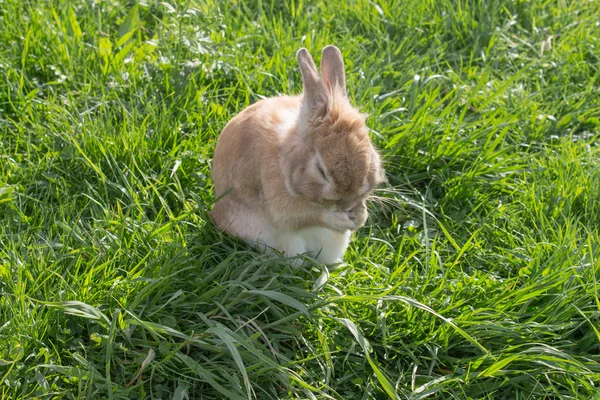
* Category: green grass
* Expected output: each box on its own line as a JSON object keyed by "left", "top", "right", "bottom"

{"left": 1, "top": 0, "right": 599, "bottom": 398}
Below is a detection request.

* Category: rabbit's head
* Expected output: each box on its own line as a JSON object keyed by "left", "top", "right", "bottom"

{"left": 280, "top": 45, "right": 383, "bottom": 212}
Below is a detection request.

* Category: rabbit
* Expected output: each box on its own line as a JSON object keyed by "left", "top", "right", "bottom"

{"left": 210, "top": 45, "right": 383, "bottom": 264}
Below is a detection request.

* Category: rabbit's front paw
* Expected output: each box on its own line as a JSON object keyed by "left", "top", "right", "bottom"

{"left": 323, "top": 210, "right": 356, "bottom": 232}
{"left": 348, "top": 202, "right": 367, "bottom": 230}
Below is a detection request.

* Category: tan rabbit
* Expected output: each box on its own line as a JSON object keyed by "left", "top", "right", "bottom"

{"left": 210, "top": 45, "right": 383, "bottom": 264}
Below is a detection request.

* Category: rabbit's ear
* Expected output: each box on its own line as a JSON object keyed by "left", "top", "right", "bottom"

{"left": 321, "top": 45, "right": 346, "bottom": 95}
{"left": 297, "top": 48, "right": 327, "bottom": 110}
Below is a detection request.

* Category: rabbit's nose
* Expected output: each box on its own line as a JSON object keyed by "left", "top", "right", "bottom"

{"left": 344, "top": 198, "right": 366, "bottom": 212}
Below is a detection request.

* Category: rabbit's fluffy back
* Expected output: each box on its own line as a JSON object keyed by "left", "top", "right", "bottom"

{"left": 211, "top": 95, "right": 302, "bottom": 219}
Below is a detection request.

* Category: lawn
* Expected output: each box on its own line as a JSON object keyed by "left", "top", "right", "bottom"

{"left": 1, "top": 0, "right": 600, "bottom": 398}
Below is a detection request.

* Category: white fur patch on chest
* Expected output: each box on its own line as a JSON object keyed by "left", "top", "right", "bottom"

{"left": 299, "top": 226, "right": 351, "bottom": 264}
{"left": 252, "top": 225, "right": 351, "bottom": 265}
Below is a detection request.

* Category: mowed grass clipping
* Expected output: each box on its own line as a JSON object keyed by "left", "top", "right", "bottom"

{"left": 1, "top": 0, "right": 599, "bottom": 398}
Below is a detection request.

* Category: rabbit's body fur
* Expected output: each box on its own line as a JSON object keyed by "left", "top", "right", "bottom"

{"left": 210, "top": 46, "right": 383, "bottom": 264}
{"left": 211, "top": 96, "right": 351, "bottom": 263}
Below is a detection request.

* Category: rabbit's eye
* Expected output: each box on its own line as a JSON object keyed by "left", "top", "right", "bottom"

{"left": 316, "top": 163, "right": 328, "bottom": 181}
